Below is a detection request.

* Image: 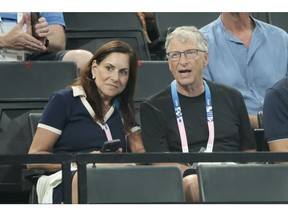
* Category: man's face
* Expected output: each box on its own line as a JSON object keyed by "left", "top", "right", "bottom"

{"left": 167, "top": 38, "right": 208, "bottom": 88}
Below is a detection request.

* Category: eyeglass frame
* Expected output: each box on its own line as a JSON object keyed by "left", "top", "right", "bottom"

{"left": 166, "top": 49, "right": 206, "bottom": 61}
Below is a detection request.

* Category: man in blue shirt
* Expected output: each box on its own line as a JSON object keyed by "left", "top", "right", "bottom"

{"left": 200, "top": 13, "right": 288, "bottom": 128}
{"left": 0, "top": 12, "right": 92, "bottom": 69}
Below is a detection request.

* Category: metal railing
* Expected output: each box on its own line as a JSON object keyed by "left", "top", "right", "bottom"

{"left": 1, "top": 152, "right": 288, "bottom": 203}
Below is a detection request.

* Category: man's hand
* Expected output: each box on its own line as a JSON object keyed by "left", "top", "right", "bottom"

{"left": 1, "top": 14, "right": 47, "bottom": 52}
{"left": 25, "top": 13, "right": 49, "bottom": 44}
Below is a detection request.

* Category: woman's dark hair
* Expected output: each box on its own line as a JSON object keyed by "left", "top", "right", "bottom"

{"left": 72, "top": 40, "right": 138, "bottom": 133}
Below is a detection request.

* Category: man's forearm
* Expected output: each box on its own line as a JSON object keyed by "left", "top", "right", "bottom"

{"left": 249, "top": 114, "right": 259, "bottom": 129}
{"left": 0, "top": 35, "right": 7, "bottom": 49}
{"left": 46, "top": 24, "right": 66, "bottom": 52}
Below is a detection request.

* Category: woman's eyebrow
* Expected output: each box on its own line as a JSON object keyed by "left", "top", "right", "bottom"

{"left": 105, "top": 63, "right": 116, "bottom": 69}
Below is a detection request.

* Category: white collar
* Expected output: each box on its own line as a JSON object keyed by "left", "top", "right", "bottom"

{"left": 71, "top": 85, "right": 115, "bottom": 123}
{"left": 71, "top": 85, "right": 86, "bottom": 97}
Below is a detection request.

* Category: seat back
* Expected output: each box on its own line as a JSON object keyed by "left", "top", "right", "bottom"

{"left": 269, "top": 12, "right": 288, "bottom": 33}
{"left": 86, "top": 165, "right": 185, "bottom": 203}
{"left": 255, "top": 111, "right": 269, "bottom": 151}
{"left": 28, "top": 113, "right": 42, "bottom": 137}
{"left": 0, "top": 61, "right": 77, "bottom": 101}
{"left": 64, "top": 12, "right": 151, "bottom": 60}
{"left": 135, "top": 60, "right": 172, "bottom": 102}
{"left": 134, "top": 61, "right": 173, "bottom": 125}
{"left": 0, "top": 61, "right": 77, "bottom": 155}
{"left": 155, "top": 12, "right": 220, "bottom": 39}
{"left": 0, "top": 61, "right": 78, "bottom": 203}
{"left": 197, "top": 163, "right": 288, "bottom": 203}
{"left": 254, "top": 129, "right": 267, "bottom": 151}
{"left": 22, "top": 112, "right": 43, "bottom": 204}
{"left": 251, "top": 12, "right": 270, "bottom": 23}
{"left": 150, "top": 12, "right": 220, "bottom": 59}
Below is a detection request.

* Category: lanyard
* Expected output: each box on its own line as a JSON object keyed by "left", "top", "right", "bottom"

{"left": 170, "top": 79, "right": 215, "bottom": 153}
{"left": 102, "top": 123, "right": 113, "bottom": 141}
{"left": 101, "top": 99, "right": 121, "bottom": 141}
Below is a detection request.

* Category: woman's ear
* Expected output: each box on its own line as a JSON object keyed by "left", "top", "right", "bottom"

{"left": 91, "top": 60, "right": 98, "bottom": 79}
{"left": 92, "top": 60, "right": 98, "bottom": 66}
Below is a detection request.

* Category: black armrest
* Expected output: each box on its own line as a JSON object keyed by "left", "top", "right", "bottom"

{"left": 257, "top": 111, "right": 264, "bottom": 129}
{"left": 21, "top": 169, "right": 46, "bottom": 191}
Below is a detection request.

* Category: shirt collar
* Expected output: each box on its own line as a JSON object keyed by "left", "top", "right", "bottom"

{"left": 218, "top": 15, "right": 258, "bottom": 44}
{"left": 71, "top": 85, "right": 86, "bottom": 98}
{"left": 71, "top": 85, "right": 116, "bottom": 123}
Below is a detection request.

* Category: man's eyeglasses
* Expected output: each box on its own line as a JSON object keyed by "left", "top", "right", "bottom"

{"left": 166, "top": 49, "right": 206, "bottom": 61}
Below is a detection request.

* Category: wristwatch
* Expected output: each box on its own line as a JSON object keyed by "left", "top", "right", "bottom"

{"left": 44, "top": 39, "right": 49, "bottom": 48}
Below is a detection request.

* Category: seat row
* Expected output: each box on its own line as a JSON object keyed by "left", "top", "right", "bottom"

{"left": 62, "top": 12, "right": 288, "bottom": 61}
{"left": 0, "top": 60, "right": 171, "bottom": 203}
{"left": 0, "top": 60, "right": 274, "bottom": 203}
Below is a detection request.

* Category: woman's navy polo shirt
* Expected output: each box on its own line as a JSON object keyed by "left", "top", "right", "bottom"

{"left": 38, "top": 86, "right": 132, "bottom": 153}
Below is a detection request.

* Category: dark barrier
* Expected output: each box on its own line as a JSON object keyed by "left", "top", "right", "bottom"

{"left": 1, "top": 152, "right": 288, "bottom": 204}
{"left": 0, "top": 154, "right": 74, "bottom": 204}
{"left": 76, "top": 152, "right": 288, "bottom": 204}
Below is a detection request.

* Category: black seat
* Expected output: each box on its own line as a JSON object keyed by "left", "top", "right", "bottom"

{"left": 250, "top": 12, "right": 271, "bottom": 23}
{"left": 150, "top": 12, "right": 220, "bottom": 60}
{"left": 85, "top": 165, "right": 185, "bottom": 203}
{"left": 134, "top": 60, "right": 173, "bottom": 125}
{"left": 254, "top": 111, "right": 269, "bottom": 151}
{"left": 197, "top": 163, "right": 288, "bottom": 203}
{"left": 269, "top": 12, "right": 288, "bottom": 33}
{"left": 135, "top": 60, "right": 172, "bottom": 103}
{"left": 64, "top": 12, "right": 151, "bottom": 60}
{"left": 28, "top": 113, "right": 42, "bottom": 138}
{"left": 20, "top": 112, "right": 44, "bottom": 204}
{"left": 0, "top": 61, "right": 77, "bottom": 203}
{"left": 254, "top": 128, "right": 267, "bottom": 151}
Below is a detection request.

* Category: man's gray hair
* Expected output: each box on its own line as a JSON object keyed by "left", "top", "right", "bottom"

{"left": 165, "top": 26, "right": 208, "bottom": 53}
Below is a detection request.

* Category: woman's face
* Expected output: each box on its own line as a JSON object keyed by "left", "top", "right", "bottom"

{"left": 92, "top": 52, "right": 130, "bottom": 101}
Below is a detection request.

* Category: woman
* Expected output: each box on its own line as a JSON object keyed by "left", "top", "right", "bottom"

{"left": 27, "top": 40, "right": 145, "bottom": 203}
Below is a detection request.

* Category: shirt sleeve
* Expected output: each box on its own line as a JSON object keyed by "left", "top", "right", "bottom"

{"left": 39, "top": 91, "right": 69, "bottom": 134}
{"left": 140, "top": 101, "right": 170, "bottom": 152}
{"left": 41, "top": 12, "right": 66, "bottom": 28}
{"left": 263, "top": 88, "right": 288, "bottom": 142}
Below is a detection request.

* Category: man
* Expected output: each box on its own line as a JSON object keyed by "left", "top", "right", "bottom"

{"left": 200, "top": 13, "right": 288, "bottom": 128}
{"left": 140, "top": 26, "right": 256, "bottom": 202}
{"left": 263, "top": 76, "right": 288, "bottom": 163}
{"left": 0, "top": 12, "right": 92, "bottom": 70}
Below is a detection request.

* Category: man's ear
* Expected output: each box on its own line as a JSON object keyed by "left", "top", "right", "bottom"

{"left": 203, "top": 52, "right": 209, "bottom": 67}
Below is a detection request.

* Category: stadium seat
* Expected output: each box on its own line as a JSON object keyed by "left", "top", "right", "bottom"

{"left": 135, "top": 60, "right": 173, "bottom": 125}
{"left": 135, "top": 60, "right": 172, "bottom": 103}
{"left": 269, "top": 12, "right": 288, "bottom": 32}
{"left": 28, "top": 113, "right": 42, "bottom": 138}
{"left": 0, "top": 61, "right": 77, "bottom": 203}
{"left": 197, "top": 163, "right": 288, "bottom": 203}
{"left": 85, "top": 165, "right": 185, "bottom": 203}
{"left": 20, "top": 112, "right": 44, "bottom": 204}
{"left": 250, "top": 12, "right": 270, "bottom": 23}
{"left": 254, "top": 111, "right": 269, "bottom": 151}
{"left": 150, "top": 12, "right": 220, "bottom": 60}
{"left": 64, "top": 12, "right": 151, "bottom": 60}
